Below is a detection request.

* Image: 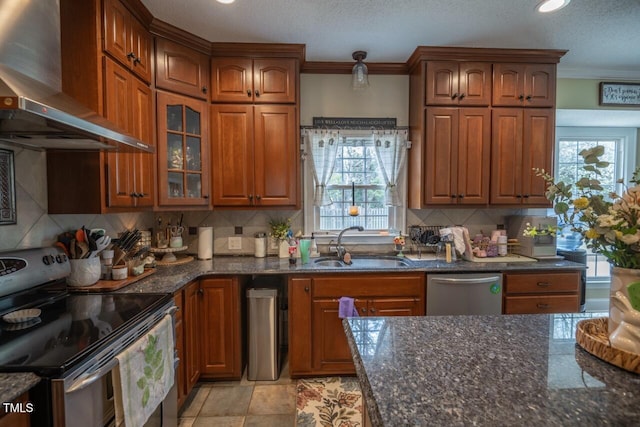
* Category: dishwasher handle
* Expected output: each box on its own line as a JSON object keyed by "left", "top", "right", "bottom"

{"left": 430, "top": 276, "right": 501, "bottom": 284}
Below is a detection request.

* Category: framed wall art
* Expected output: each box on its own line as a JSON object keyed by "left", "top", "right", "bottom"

{"left": 599, "top": 82, "right": 640, "bottom": 107}
{"left": 0, "top": 149, "right": 17, "bottom": 225}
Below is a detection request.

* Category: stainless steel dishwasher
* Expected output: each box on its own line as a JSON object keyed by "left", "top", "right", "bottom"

{"left": 427, "top": 273, "right": 503, "bottom": 315}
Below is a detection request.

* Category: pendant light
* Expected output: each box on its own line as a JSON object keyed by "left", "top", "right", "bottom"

{"left": 536, "top": 0, "right": 570, "bottom": 13}
{"left": 351, "top": 51, "right": 369, "bottom": 90}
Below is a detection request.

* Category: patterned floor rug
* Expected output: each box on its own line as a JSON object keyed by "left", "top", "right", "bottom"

{"left": 296, "top": 377, "right": 363, "bottom": 427}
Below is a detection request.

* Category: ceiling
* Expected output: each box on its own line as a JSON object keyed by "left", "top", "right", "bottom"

{"left": 141, "top": 0, "right": 640, "bottom": 80}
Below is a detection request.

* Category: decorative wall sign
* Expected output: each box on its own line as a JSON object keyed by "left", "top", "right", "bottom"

{"left": 599, "top": 82, "right": 640, "bottom": 107}
{"left": 0, "top": 149, "right": 16, "bottom": 225}
{"left": 312, "top": 117, "right": 397, "bottom": 129}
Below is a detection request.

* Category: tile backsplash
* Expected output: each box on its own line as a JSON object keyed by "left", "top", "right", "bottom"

{"left": 0, "top": 142, "right": 538, "bottom": 255}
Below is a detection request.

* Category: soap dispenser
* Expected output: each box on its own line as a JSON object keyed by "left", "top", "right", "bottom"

{"left": 310, "top": 232, "right": 319, "bottom": 257}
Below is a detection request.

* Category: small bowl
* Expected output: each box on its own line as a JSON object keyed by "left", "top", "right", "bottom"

{"left": 2, "top": 308, "right": 41, "bottom": 324}
{"left": 111, "top": 265, "right": 128, "bottom": 281}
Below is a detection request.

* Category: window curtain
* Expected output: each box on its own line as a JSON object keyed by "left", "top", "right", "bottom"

{"left": 304, "top": 129, "right": 340, "bottom": 206}
{"left": 373, "top": 130, "right": 409, "bottom": 206}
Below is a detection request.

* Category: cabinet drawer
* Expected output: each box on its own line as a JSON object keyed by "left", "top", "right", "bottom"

{"left": 504, "top": 272, "right": 580, "bottom": 294}
{"left": 312, "top": 275, "right": 424, "bottom": 298}
{"left": 504, "top": 295, "right": 579, "bottom": 314}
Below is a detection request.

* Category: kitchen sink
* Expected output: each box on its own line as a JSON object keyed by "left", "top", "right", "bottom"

{"left": 312, "top": 256, "right": 413, "bottom": 268}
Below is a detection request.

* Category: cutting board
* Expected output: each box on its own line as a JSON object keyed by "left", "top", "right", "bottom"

{"left": 68, "top": 268, "right": 155, "bottom": 292}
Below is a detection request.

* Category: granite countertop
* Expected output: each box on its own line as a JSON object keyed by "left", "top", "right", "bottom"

{"left": 0, "top": 373, "right": 39, "bottom": 404}
{"left": 119, "top": 254, "right": 585, "bottom": 295}
{"left": 343, "top": 313, "right": 640, "bottom": 427}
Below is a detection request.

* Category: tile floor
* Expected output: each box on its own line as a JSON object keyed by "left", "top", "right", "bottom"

{"left": 178, "top": 358, "right": 297, "bottom": 427}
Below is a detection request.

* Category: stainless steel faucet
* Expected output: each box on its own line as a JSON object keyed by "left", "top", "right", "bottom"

{"left": 336, "top": 226, "right": 364, "bottom": 263}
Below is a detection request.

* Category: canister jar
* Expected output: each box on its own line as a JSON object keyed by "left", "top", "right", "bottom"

{"left": 254, "top": 232, "right": 267, "bottom": 258}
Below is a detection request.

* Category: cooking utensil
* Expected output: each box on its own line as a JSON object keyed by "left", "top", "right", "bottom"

{"left": 88, "top": 235, "right": 111, "bottom": 258}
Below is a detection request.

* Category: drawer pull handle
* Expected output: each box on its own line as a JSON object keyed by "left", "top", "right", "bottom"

{"left": 370, "top": 308, "right": 376, "bottom": 313}
{"left": 537, "top": 282, "right": 552, "bottom": 287}
{"left": 304, "top": 286, "right": 309, "bottom": 292}
{"left": 361, "top": 307, "right": 367, "bottom": 314}
{"left": 537, "top": 303, "right": 550, "bottom": 309}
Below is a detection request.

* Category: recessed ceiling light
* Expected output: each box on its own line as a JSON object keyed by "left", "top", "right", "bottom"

{"left": 216, "top": 0, "right": 235, "bottom": 4}
{"left": 536, "top": 0, "right": 571, "bottom": 13}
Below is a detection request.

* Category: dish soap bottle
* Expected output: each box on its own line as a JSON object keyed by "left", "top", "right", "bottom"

{"left": 310, "top": 232, "right": 319, "bottom": 258}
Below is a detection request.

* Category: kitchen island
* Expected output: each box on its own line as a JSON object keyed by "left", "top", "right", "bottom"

{"left": 343, "top": 313, "right": 640, "bottom": 426}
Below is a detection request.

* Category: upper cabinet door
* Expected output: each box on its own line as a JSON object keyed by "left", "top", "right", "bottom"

{"left": 253, "top": 59, "right": 297, "bottom": 103}
{"left": 211, "top": 58, "right": 297, "bottom": 103}
{"left": 458, "top": 62, "right": 492, "bottom": 106}
{"left": 128, "top": 17, "right": 152, "bottom": 83}
{"left": 156, "top": 38, "right": 211, "bottom": 99}
{"left": 211, "top": 58, "right": 254, "bottom": 102}
{"left": 426, "top": 61, "right": 491, "bottom": 106}
{"left": 492, "top": 63, "right": 555, "bottom": 107}
{"left": 103, "top": 0, "right": 130, "bottom": 65}
{"left": 103, "top": 0, "right": 151, "bottom": 83}
{"left": 157, "top": 91, "right": 210, "bottom": 207}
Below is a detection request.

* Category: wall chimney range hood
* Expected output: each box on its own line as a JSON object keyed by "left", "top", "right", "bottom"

{"left": 0, "top": 0, "right": 152, "bottom": 153}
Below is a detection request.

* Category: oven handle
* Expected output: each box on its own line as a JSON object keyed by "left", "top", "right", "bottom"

{"left": 66, "top": 359, "right": 119, "bottom": 393}
{"left": 66, "top": 306, "right": 178, "bottom": 393}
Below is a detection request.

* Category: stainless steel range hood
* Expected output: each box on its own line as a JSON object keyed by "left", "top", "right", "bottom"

{"left": 0, "top": 0, "right": 152, "bottom": 153}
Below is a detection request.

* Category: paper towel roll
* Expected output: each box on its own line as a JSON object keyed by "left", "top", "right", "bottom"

{"left": 198, "top": 227, "right": 213, "bottom": 260}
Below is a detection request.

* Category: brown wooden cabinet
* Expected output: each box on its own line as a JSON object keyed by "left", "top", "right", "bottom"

{"left": 407, "top": 48, "right": 565, "bottom": 209}
{"left": 424, "top": 107, "right": 490, "bottom": 205}
{"left": 211, "top": 57, "right": 296, "bottom": 103}
{"left": 104, "top": 57, "right": 154, "bottom": 208}
{"left": 211, "top": 104, "right": 298, "bottom": 207}
{"left": 173, "top": 290, "right": 186, "bottom": 409}
{"left": 199, "top": 277, "right": 245, "bottom": 379}
{"left": 503, "top": 271, "right": 581, "bottom": 314}
{"left": 157, "top": 91, "right": 210, "bottom": 207}
{"left": 184, "top": 281, "right": 201, "bottom": 390}
{"left": 490, "top": 108, "right": 554, "bottom": 205}
{"left": 103, "top": 0, "right": 152, "bottom": 83}
{"left": 425, "top": 61, "right": 492, "bottom": 106}
{"left": 492, "top": 63, "right": 556, "bottom": 107}
{"left": 53, "top": 0, "right": 154, "bottom": 213}
{"left": 289, "top": 274, "right": 425, "bottom": 377}
{"left": 155, "top": 38, "right": 210, "bottom": 99}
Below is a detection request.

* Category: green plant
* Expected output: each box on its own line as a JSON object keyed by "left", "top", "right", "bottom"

{"left": 269, "top": 218, "right": 291, "bottom": 241}
{"left": 528, "top": 145, "right": 640, "bottom": 268}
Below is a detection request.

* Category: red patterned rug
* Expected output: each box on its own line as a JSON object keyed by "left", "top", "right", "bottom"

{"left": 296, "top": 377, "right": 363, "bottom": 427}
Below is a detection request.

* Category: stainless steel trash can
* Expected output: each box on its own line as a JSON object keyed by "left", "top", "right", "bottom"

{"left": 247, "top": 288, "right": 280, "bottom": 380}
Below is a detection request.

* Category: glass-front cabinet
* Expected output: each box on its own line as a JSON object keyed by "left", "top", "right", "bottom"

{"left": 157, "top": 91, "right": 210, "bottom": 206}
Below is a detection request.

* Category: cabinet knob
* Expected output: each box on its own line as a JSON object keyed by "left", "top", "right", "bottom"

{"left": 304, "top": 286, "right": 309, "bottom": 292}
{"left": 360, "top": 307, "right": 367, "bottom": 314}
{"left": 370, "top": 307, "right": 376, "bottom": 313}
{"left": 526, "top": 95, "right": 532, "bottom": 101}
{"left": 256, "top": 195, "right": 261, "bottom": 201}
{"left": 517, "top": 194, "right": 523, "bottom": 198}
{"left": 459, "top": 93, "right": 465, "bottom": 100}
{"left": 451, "top": 93, "right": 458, "bottom": 100}
{"left": 248, "top": 194, "right": 253, "bottom": 201}
{"left": 133, "top": 56, "right": 141, "bottom": 65}
{"left": 198, "top": 288, "right": 204, "bottom": 295}
{"left": 255, "top": 90, "right": 260, "bottom": 97}
{"left": 247, "top": 89, "right": 252, "bottom": 97}
{"left": 518, "top": 94, "right": 525, "bottom": 101}
{"left": 458, "top": 194, "right": 464, "bottom": 198}
{"left": 523, "top": 194, "right": 530, "bottom": 199}
{"left": 202, "top": 86, "right": 208, "bottom": 94}
{"left": 451, "top": 195, "right": 457, "bottom": 199}
{"left": 203, "top": 195, "right": 209, "bottom": 199}
{"left": 127, "top": 52, "right": 136, "bottom": 60}
{"left": 130, "top": 192, "right": 136, "bottom": 198}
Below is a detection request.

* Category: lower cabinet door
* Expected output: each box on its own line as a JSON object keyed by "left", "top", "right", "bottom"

{"left": 311, "top": 299, "right": 358, "bottom": 375}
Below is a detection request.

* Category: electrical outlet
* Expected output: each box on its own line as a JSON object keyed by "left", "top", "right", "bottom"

{"left": 234, "top": 226, "right": 243, "bottom": 235}
{"left": 228, "top": 237, "right": 242, "bottom": 250}
{"left": 188, "top": 227, "right": 197, "bottom": 235}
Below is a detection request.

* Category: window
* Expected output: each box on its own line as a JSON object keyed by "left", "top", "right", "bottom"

{"left": 555, "top": 127, "right": 637, "bottom": 283}
{"left": 303, "top": 129, "right": 408, "bottom": 235}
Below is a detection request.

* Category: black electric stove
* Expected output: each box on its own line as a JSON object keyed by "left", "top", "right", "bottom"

{"left": 0, "top": 247, "right": 171, "bottom": 377}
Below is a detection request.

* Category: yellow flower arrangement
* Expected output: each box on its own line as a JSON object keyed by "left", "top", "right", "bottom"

{"left": 529, "top": 145, "right": 640, "bottom": 268}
